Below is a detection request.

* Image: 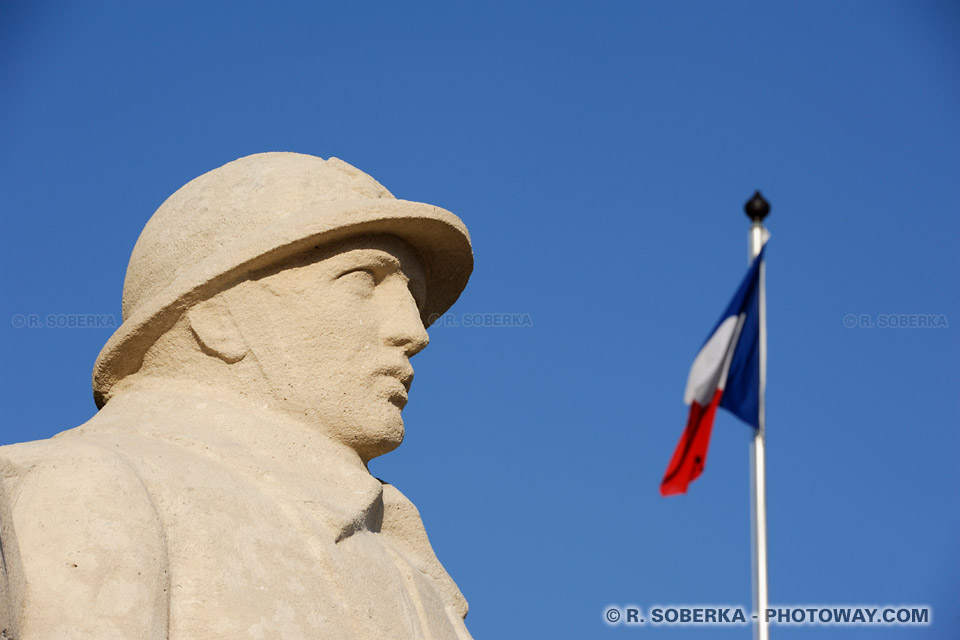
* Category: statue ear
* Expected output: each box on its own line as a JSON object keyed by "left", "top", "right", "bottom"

{"left": 187, "top": 295, "right": 248, "bottom": 364}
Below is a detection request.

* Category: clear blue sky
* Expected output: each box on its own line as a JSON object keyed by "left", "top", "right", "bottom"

{"left": 2, "top": 2, "right": 958, "bottom": 638}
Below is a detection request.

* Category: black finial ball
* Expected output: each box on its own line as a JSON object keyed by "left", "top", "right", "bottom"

{"left": 745, "top": 191, "right": 770, "bottom": 222}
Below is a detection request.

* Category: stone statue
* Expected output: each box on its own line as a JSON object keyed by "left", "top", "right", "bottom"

{"left": 0, "top": 153, "right": 475, "bottom": 639}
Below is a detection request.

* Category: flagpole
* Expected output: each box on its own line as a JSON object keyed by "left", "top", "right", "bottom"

{"left": 745, "top": 192, "right": 770, "bottom": 640}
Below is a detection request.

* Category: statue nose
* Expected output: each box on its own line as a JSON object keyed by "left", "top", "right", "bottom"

{"left": 381, "top": 285, "right": 430, "bottom": 357}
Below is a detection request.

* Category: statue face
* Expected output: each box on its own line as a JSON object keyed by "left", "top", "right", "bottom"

{"left": 227, "top": 234, "right": 429, "bottom": 461}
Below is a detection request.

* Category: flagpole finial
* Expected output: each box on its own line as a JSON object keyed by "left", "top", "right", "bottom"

{"left": 745, "top": 191, "right": 771, "bottom": 222}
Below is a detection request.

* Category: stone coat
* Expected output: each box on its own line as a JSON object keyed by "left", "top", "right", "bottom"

{"left": 0, "top": 386, "right": 471, "bottom": 639}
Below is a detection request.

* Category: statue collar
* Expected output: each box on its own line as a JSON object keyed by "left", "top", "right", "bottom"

{"left": 73, "top": 381, "right": 385, "bottom": 541}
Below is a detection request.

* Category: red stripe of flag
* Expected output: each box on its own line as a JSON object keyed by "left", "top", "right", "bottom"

{"left": 660, "top": 388, "right": 723, "bottom": 496}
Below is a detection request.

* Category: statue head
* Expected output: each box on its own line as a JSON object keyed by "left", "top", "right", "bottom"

{"left": 93, "top": 153, "right": 472, "bottom": 460}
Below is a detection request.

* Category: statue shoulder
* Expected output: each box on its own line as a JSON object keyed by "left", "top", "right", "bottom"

{"left": 0, "top": 436, "right": 169, "bottom": 639}
{"left": 380, "top": 482, "right": 469, "bottom": 622}
{"left": 0, "top": 436, "right": 159, "bottom": 521}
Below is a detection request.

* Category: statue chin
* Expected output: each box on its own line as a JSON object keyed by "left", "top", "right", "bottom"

{"left": 293, "top": 400, "right": 406, "bottom": 463}
{"left": 351, "top": 417, "right": 405, "bottom": 463}
{"left": 360, "top": 437, "right": 403, "bottom": 463}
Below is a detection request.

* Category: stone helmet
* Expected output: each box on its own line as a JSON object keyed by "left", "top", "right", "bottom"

{"left": 92, "top": 152, "right": 473, "bottom": 408}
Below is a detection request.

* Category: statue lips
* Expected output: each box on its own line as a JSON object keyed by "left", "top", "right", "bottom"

{"left": 375, "top": 363, "right": 414, "bottom": 408}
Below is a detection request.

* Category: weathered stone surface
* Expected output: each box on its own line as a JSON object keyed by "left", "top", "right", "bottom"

{"left": 0, "top": 153, "right": 475, "bottom": 639}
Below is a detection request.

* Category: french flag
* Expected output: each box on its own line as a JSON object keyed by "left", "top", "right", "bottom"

{"left": 660, "top": 245, "right": 766, "bottom": 496}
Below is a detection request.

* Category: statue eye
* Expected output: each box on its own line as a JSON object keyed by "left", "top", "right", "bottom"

{"left": 336, "top": 268, "right": 377, "bottom": 297}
